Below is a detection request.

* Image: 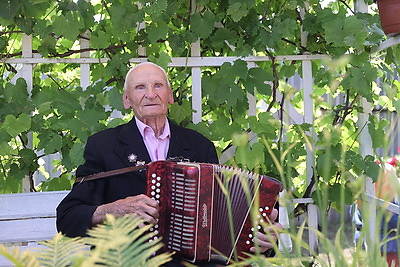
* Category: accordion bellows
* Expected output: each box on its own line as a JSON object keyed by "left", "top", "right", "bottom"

{"left": 146, "top": 161, "right": 283, "bottom": 264}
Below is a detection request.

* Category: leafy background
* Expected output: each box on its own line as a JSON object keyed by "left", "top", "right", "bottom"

{"left": 0, "top": 0, "right": 398, "bottom": 214}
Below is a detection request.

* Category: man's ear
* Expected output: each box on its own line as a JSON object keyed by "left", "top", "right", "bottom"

{"left": 168, "top": 88, "right": 174, "bottom": 104}
{"left": 123, "top": 91, "right": 131, "bottom": 109}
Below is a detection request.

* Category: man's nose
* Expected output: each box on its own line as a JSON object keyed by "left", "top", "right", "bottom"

{"left": 145, "top": 86, "right": 157, "bottom": 98}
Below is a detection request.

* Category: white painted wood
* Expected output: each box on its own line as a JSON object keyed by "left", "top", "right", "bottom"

{"left": 302, "top": 58, "right": 319, "bottom": 253}
{"left": 191, "top": 41, "right": 202, "bottom": 124}
{"left": 0, "top": 191, "right": 69, "bottom": 245}
{"left": 0, "top": 218, "right": 58, "bottom": 244}
{"left": 0, "top": 191, "right": 69, "bottom": 220}
{"left": 80, "top": 33, "right": 90, "bottom": 90}
{"left": 355, "top": 0, "right": 377, "bottom": 249}
{"left": 372, "top": 35, "right": 400, "bottom": 54}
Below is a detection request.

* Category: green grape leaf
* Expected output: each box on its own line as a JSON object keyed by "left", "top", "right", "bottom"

{"left": 19, "top": 148, "right": 38, "bottom": 170}
{"left": 226, "top": 83, "right": 244, "bottom": 108}
{"left": 168, "top": 102, "right": 192, "bottom": 124}
{"left": 76, "top": 109, "right": 108, "bottom": 129}
{"left": 232, "top": 60, "right": 248, "bottom": 79}
{"left": 211, "top": 28, "right": 238, "bottom": 49}
{"left": 363, "top": 155, "right": 380, "bottom": 182}
{"left": 108, "top": 87, "right": 125, "bottom": 112}
{"left": 54, "top": 90, "right": 82, "bottom": 115}
{"left": 68, "top": 119, "right": 89, "bottom": 141}
{"left": 191, "top": 11, "right": 215, "bottom": 39}
{"left": 0, "top": 0, "right": 21, "bottom": 20}
{"left": 247, "top": 67, "right": 273, "bottom": 95}
{"left": 150, "top": 51, "right": 171, "bottom": 70}
{"left": 91, "top": 30, "right": 110, "bottom": 49}
{"left": 147, "top": 21, "right": 168, "bottom": 44}
{"left": 69, "top": 142, "right": 84, "bottom": 166}
{"left": 235, "top": 141, "right": 265, "bottom": 170}
{"left": 227, "top": 2, "right": 248, "bottom": 22}
{"left": 37, "top": 130, "right": 63, "bottom": 154}
{"left": 330, "top": 183, "right": 355, "bottom": 205}
{"left": 3, "top": 113, "right": 31, "bottom": 138}
{"left": 53, "top": 12, "right": 83, "bottom": 40}
{"left": 3, "top": 78, "right": 29, "bottom": 105}
{"left": 0, "top": 141, "right": 16, "bottom": 156}
{"left": 41, "top": 174, "right": 73, "bottom": 191}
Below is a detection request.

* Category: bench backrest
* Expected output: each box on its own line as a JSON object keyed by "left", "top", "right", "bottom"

{"left": 0, "top": 191, "right": 69, "bottom": 244}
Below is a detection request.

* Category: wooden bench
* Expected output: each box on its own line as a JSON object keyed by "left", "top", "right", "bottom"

{"left": 0, "top": 190, "right": 293, "bottom": 266}
{"left": 0, "top": 191, "right": 69, "bottom": 266}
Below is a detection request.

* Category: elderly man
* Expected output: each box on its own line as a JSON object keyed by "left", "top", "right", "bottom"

{"left": 56, "top": 62, "right": 280, "bottom": 265}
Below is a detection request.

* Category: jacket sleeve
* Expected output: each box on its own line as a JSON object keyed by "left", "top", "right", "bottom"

{"left": 56, "top": 136, "right": 106, "bottom": 237}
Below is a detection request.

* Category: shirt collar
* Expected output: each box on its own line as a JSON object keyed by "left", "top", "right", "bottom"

{"left": 135, "top": 117, "right": 170, "bottom": 140}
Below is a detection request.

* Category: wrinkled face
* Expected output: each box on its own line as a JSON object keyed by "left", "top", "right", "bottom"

{"left": 123, "top": 64, "right": 174, "bottom": 121}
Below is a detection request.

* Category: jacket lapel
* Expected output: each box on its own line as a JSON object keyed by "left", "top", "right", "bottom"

{"left": 113, "top": 119, "right": 151, "bottom": 167}
{"left": 167, "top": 121, "right": 196, "bottom": 161}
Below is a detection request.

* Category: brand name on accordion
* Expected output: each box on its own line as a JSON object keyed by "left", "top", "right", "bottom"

{"left": 201, "top": 203, "right": 208, "bottom": 228}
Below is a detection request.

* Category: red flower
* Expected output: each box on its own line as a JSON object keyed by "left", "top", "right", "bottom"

{"left": 387, "top": 156, "right": 399, "bottom": 167}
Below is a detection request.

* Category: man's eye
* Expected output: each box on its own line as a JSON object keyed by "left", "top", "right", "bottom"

{"left": 154, "top": 83, "right": 163, "bottom": 88}
{"left": 136, "top": 85, "right": 146, "bottom": 90}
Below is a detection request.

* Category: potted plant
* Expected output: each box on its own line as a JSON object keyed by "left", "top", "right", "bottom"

{"left": 375, "top": 0, "right": 400, "bottom": 36}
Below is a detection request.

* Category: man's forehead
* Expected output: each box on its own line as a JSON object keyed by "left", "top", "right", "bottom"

{"left": 130, "top": 80, "right": 167, "bottom": 85}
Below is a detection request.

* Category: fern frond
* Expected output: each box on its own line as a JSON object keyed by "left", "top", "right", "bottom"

{"left": 81, "top": 214, "right": 173, "bottom": 267}
{"left": 0, "top": 244, "right": 40, "bottom": 267}
{"left": 33, "top": 233, "right": 89, "bottom": 267}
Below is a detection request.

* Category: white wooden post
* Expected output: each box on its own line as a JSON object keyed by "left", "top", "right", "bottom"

{"left": 190, "top": 0, "right": 202, "bottom": 124}
{"left": 300, "top": 1, "right": 319, "bottom": 254}
{"left": 191, "top": 41, "right": 202, "bottom": 124}
{"left": 18, "top": 34, "right": 33, "bottom": 192}
{"left": 302, "top": 57, "right": 319, "bottom": 253}
{"left": 80, "top": 33, "right": 90, "bottom": 90}
{"left": 246, "top": 62, "right": 257, "bottom": 117}
{"left": 355, "top": 0, "right": 377, "bottom": 248}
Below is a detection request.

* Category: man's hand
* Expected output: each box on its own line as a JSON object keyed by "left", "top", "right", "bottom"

{"left": 250, "top": 208, "right": 282, "bottom": 253}
{"left": 92, "top": 194, "right": 159, "bottom": 225}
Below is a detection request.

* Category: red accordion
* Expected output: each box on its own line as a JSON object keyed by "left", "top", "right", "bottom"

{"left": 145, "top": 161, "right": 282, "bottom": 263}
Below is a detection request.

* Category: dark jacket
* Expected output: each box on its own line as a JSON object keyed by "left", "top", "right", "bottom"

{"left": 56, "top": 118, "right": 218, "bottom": 237}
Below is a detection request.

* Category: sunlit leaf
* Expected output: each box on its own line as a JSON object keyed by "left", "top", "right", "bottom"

{"left": 3, "top": 114, "right": 31, "bottom": 138}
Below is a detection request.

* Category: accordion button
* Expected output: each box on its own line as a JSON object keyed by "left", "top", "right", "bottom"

{"left": 262, "top": 213, "right": 267, "bottom": 217}
{"left": 265, "top": 206, "right": 270, "bottom": 210}
{"left": 152, "top": 179, "right": 156, "bottom": 184}
{"left": 251, "top": 227, "right": 254, "bottom": 231}
{"left": 257, "top": 225, "right": 262, "bottom": 230}
{"left": 157, "top": 176, "right": 161, "bottom": 181}
{"left": 151, "top": 185, "right": 156, "bottom": 190}
{"left": 152, "top": 173, "right": 156, "bottom": 178}
{"left": 248, "top": 234, "right": 253, "bottom": 238}
{"left": 156, "top": 188, "right": 160, "bottom": 193}
{"left": 156, "top": 194, "right": 160, "bottom": 199}
{"left": 151, "top": 192, "right": 155, "bottom": 196}
{"left": 259, "top": 208, "right": 263, "bottom": 212}
{"left": 246, "top": 240, "right": 250, "bottom": 245}
{"left": 156, "top": 182, "right": 160, "bottom": 187}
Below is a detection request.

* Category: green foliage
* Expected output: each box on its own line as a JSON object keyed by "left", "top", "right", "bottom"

{"left": 0, "top": 0, "right": 398, "bottom": 221}
{"left": 0, "top": 215, "right": 172, "bottom": 267}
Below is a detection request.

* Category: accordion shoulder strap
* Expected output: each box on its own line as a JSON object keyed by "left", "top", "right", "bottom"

{"left": 75, "top": 165, "right": 147, "bottom": 184}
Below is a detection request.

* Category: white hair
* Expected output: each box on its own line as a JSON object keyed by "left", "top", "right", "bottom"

{"left": 123, "top": 62, "right": 171, "bottom": 91}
